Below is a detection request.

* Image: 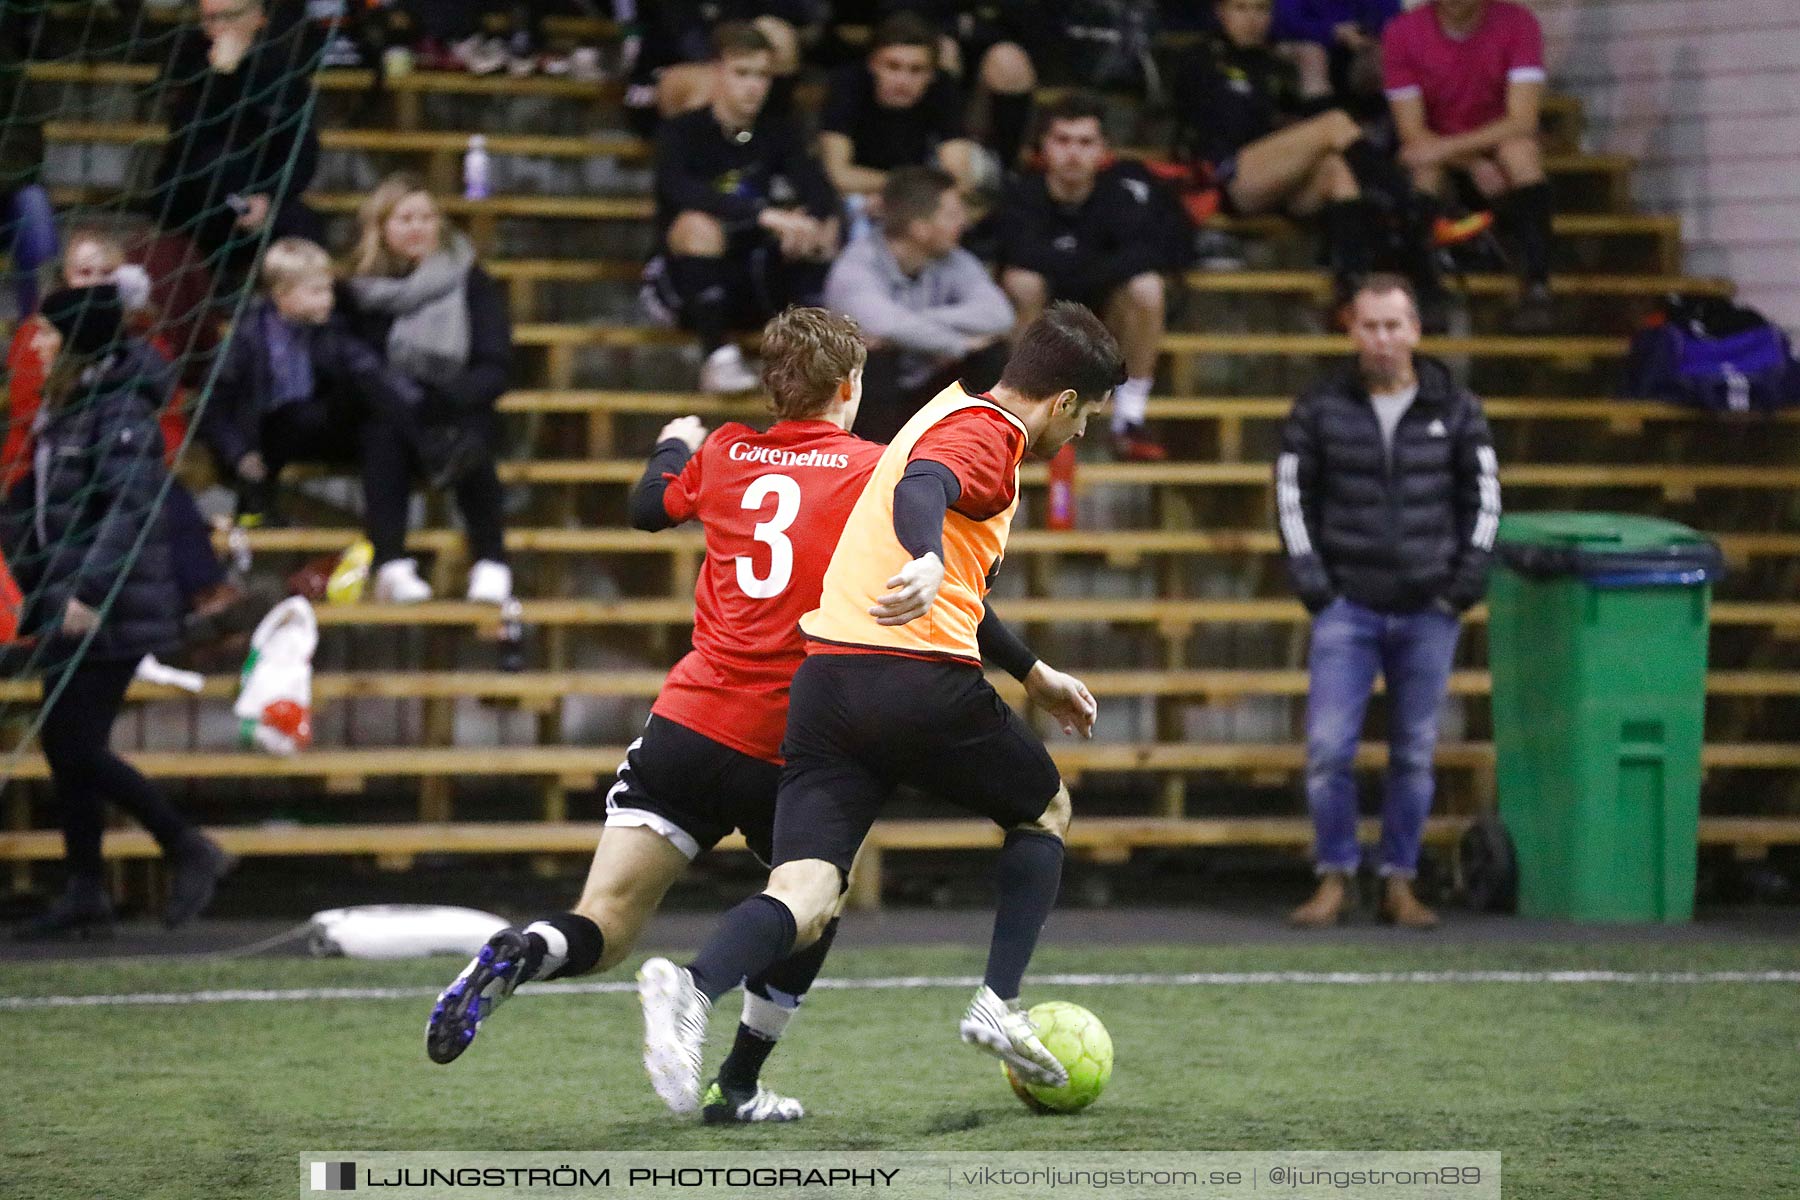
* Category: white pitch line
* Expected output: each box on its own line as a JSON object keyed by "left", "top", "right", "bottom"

{"left": 2, "top": 969, "right": 1796, "bottom": 1012}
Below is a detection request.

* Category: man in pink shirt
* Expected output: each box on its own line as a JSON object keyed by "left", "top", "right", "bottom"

{"left": 1383, "top": 0, "right": 1554, "bottom": 332}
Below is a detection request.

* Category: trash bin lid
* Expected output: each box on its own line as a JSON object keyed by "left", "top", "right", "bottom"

{"left": 1497, "top": 512, "right": 1723, "bottom": 586}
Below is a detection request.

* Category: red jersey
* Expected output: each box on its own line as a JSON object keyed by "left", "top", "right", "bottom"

{"left": 1382, "top": 0, "right": 1544, "bottom": 137}
{"left": 651, "top": 419, "right": 884, "bottom": 763}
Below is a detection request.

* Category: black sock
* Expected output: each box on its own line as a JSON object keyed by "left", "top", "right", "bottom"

{"left": 1341, "top": 136, "right": 1408, "bottom": 203}
{"left": 987, "top": 91, "right": 1033, "bottom": 172}
{"left": 983, "top": 829, "right": 1065, "bottom": 1000}
{"left": 518, "top": 912, "right": 605, "bottom": 983}
{"left": 1323, "top": 199, "right": 1374, "bottom": 288}
{"left": 748, "top": 915, "right": 839, "bottom": 1002}
{"left": 686, "top": 893, "right": 797, "bottom": 1002}
{"left": 717, "top": 1022, "right": 780, "bottom": 1094}
{"left": 668, "top": 254, "right": 730, "bottom": 352}
{"left": 717, "top": 918, "right": 840, "bottom": 1091}
{"left": 1504, "top": 181, "right": 1554, "bottom": 287}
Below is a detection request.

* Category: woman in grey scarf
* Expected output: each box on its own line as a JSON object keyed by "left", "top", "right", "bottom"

{"left": 341, "top": 174, "right": 513, "bottom": 605}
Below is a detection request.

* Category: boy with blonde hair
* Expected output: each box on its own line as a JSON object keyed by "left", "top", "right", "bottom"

{"left": 200, "top": 237, "right": 422, "bottom": 595}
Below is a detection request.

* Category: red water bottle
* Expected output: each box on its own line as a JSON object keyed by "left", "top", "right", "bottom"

{"left": 1047, "top": 443, "right": 1077, "bottom": 530}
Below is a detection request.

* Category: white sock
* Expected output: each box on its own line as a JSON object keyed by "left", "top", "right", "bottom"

{"left": 1111, "top": 377, "right": 1151, "bottom": 431}
{"left": 523, "top": 920, "right": 569, "bottom": 979}
{"left": 707, "top": 344, "right": 743, "bottom": 366}
{"left": 741, "top": 990, "right": 797, "bottom": 1041}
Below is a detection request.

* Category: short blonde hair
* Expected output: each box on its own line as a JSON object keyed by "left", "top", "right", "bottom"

{"left": 760, "top": 307, "right": 867, "bottom": 420}
{"left": 261, "top": 237, "right": 333, "bottom": 293}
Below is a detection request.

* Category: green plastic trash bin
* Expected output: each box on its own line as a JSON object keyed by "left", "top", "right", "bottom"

{"left": 1488, "top": 512, "right": 1723, "bottom": 922}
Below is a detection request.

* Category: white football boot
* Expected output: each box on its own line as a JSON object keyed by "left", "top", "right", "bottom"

{"left": 958, "top": 985, "right": 1068, "bottom": 1087}
{"left": 638, "top": 957, "right": 711, "bottom": 1113}
{"left": 701, "top": 1078, "right": 806, "bottom": 1124}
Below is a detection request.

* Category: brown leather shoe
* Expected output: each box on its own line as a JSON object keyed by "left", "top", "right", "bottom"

{"left": 1288, "top": 872, "right": 1353, "bottom": 928}
{"left": 1380, "top": 876, "right": 1439, "bottom": 929}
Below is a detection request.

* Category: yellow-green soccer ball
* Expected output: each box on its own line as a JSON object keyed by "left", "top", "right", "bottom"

{"left": 1002, "top": 1001, "right": 1113, "bottom": 1113}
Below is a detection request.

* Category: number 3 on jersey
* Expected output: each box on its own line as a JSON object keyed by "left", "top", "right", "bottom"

{"left": 735, "top": 473, "right": 801, "bottom": 599}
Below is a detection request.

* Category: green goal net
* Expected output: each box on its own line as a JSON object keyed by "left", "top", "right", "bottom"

{"left": 0, "top": 1, "right": 333, "bottom": 784}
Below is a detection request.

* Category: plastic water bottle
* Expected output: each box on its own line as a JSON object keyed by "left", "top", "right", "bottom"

{"left": 843, "top": 192, "right": 873, "bottom": 243}
{"left": 1047, "top": 443, "right": 1077, "bottom": 530}
{"left": 497, "top": 597, "right": 526, "bottom": 673}
{"left": 463, "top": 134, "right": 491, "bottom": 201}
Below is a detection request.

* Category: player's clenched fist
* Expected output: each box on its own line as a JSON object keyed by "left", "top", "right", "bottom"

{"left": 869, "top": 552, "right": 944, "bottom": 626}
{"left": 657, "top": 415, "right": 708, "bottom": 452}
{"left": 1024, "top": 661, "right": 1097, "bottom": 738}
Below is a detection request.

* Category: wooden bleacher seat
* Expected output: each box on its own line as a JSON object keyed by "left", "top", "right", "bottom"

{"left": 37, "top": 119, "right": 1628, "bottom": 193}
{"left": 7, "top": 813, "right": 1785, "bottom": 864}
{"left": 505, "top": 322, "right": 1630, "bottom": 359}
{"left": 44, "top": 184, "right": 1681, "bottom": 263}
{"left": 167, "top": 596, "right": 1800, "bottom": 633}
{"left": 1, "top": 802, "right": 1792, "bottom": 911}
{"left": 486, "top": 258, "right": 1730, "bottom": 295}
{"left": 276, "top": 454, "right": 1800, "bottom": 501}
{"left": 23, "top": 61, "right": 1591, "bottom": 167}
{"left": 4, "top": 666, "right": 1797, "bottom": 709}
{"left": 210, "top": 523, "right": 1800, "bottom": 571}
{"left": 483, "top": 260, "right": 1733, "bottom": 321}
{"left": 0, "top": 739, "right": 1795, "bottom": 789}
{"left": 493, "top": 389, "right": 1777, "bottom": 423}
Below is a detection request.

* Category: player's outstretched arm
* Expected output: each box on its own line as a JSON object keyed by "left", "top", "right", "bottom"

{"left": 1023, "top": 661, "right": 1098, "bottom": 739}
{"left": 978, "top": 602, "right": 1095, "bottom": 738}
{"left": 629, "top": 416, "right": 707, "bottom": 532}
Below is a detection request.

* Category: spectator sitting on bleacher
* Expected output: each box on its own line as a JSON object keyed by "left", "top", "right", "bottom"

{"left": 819, "top": 13, "right": 986, "bottom": 203}
{"left": 1271, "top": 0, "right": 1398, "bottom": 111}
{"left": 645, "top": 22, "right": 842, "bottom": 395}
{"left": 149, "top": 0, "right": 325, "bottom": 278}
{"left": 199, "top": 238, "right": 439, "bottom": 604}
{"left": 340, "top": 178, "right": 515, "bottom": 605}
{"left": 865, "top": 1, "right": 1039, "bottom": 174}
{"left": 823, "top": 165, "right": 1012, "bottom": 442}
{"left": 1174, "top": 0, "right": 1396, "bottom": 312}
{"left": 995, "top": 94, "right": 1189, "bottom": 462}
{"left": 621, "top": 1, "right": 809, "bottom": 137}
{"left": 1382, "top": 0, "right": 1555, "bottom": 333}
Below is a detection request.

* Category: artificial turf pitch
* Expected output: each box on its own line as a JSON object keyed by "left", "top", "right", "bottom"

{"left": 5, "top": 941, "right": 1797, "bottom": 1199}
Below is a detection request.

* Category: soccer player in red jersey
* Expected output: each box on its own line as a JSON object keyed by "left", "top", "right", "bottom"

{"left": 425, "top": 309, "right": 883, "bottom": 1124}
{"left": 639, "top": 303, "right": 1122, "bottom": 1109}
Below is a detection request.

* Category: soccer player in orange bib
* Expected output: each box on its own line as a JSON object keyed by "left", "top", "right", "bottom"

{"left": 426, "top": 308, "right": 884, "bottom": 1124}
{"left": 639, "top": 302, "right": 1124, "bottom": 1109}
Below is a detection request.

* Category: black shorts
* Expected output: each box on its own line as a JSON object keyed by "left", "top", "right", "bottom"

{"left": 640, "top": 241, "right": 829, "bottom": 335}
{"left": 604, "top": 714, "right": 781, "bottom": 866}
{"left": 772, "top": 653, "right": 1063, "bottom": 877}
{"left": 1039, "top": 266, "right": 1134, "bottom": 317}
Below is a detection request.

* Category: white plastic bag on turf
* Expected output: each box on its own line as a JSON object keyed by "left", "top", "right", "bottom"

{"left": 235, "top": 596, "right": 317, "bottom": 755}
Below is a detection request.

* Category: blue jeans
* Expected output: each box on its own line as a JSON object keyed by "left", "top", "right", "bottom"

{"left": 4, "top": 184, "right": 60, "bottom": 316}
{"left": 1303, "top": 597, "right": 1462, "bottom": 878}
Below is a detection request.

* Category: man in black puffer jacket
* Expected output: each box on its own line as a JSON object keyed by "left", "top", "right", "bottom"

{"left": 1274, "top": 273, "right": 1499, "bottom": 930}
